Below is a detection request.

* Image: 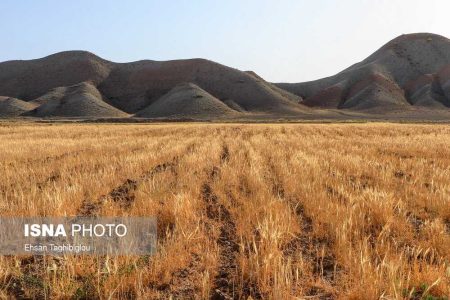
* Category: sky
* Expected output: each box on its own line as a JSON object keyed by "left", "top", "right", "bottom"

{"left": 1, "top": 0, "right": 450, "bottom": 82}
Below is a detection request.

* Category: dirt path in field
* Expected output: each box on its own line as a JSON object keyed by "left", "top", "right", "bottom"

{"left": 201, "top": 145, "right": 239, "bottom": 300}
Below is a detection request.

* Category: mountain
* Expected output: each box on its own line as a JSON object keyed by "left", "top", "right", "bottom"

{"left": 276, "top": 33, "right": 450, "bottom": 111}
{"left": 0, "top": 51, "right": 306, "bottom": 119}
{"left": 1, "top": 33, "right": 450, "bottom": 120}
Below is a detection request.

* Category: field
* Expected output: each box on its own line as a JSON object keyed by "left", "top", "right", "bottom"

{"left": 0, "top": 122, "right": 449, "bottom": 299}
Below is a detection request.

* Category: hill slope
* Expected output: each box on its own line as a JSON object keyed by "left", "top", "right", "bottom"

{"left": 135, "top": 83, "right": 239, "bottom": 119}
{"left": 0, "top": 51, "right": 111, "bottom": 101}
{"left": 276, "top": 33, "right": 450, "bottom": 111}
{"left": 0, "top": 51, "right": 307, "bottom": 118}
{"left": 0, "top": 97, "right": 37, "bottom": 117}
{"left": 98, "top": 59, "right": 305, "bottom": 114}
{"left": 25, "top": 82, "right": 128, "bottom": 118}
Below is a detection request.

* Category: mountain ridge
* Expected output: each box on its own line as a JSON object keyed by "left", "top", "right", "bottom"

{"left": 0, "top": 33, "right": 449, "bottom": 120}
{"left": 0, "top": 50, "right": 308, "bottom": 119}
{"left": 276, "top": 33, "right": 450, "bottom": 111}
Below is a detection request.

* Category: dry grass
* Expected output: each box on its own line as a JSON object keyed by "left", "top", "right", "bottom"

{"left": 0, "top": 122, "right": 449, "bottom": 299}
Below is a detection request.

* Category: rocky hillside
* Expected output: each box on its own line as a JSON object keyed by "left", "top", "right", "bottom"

{"left": 276, "top": 33, "right": 450, "bottom": 111}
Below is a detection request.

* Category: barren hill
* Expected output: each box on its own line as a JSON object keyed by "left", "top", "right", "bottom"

{"left": 135, "top": 83, "right": 239, "bottom": 119}
{"left": 1, "top": 33, "right": 450, "bottom": 120}
{"left": 0, "top": 96, "right": 37, "bottom": 117}
{"left": 98, "top": 58, "right": 305, "bottom": 114}
{"left": 24, "top": 82, "right": 128, "bottom": 118}
{"left": 0, "top": 51, "right": 306, "bottom": 119}
{"left": 276, "top": 33, "right": 450, "bottom": 111}
{"left": 0, "top": 51, "right": 111, "bottom": 101}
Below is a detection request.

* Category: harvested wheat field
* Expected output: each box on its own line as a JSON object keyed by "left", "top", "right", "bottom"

{"left": 0, "top": 122, "right": 449, "bottom": 299}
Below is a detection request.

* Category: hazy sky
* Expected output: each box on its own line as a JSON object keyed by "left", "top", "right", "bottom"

{"left": 1, "top": 0, "right": 449, "bottom": 82}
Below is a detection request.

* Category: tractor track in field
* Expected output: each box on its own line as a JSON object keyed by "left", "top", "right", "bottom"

{"left": 163, "top": 253, "right": 202, "bottom": 299}
{"left": 77, "top": 160, "right": 176, "bottom": 216}
{"left": 5, "top": 156, "right": 181, "bottom": 298}
{"left": 267, "top": 158, "right": 338, "bottom": 299}
{"left": 77, "top": 144, "right": 193, "bottom": 216}
{"left": 285, "top": 199, "right": 337, "bottom": 299}
{"left": 199, "top": 145, "right": 239, "bottom": 300}
{"left": 7, "top": 144, "right": 195, "bottom": 300}
{"left": 158, "top": 144, "right": 238, "bottom": 300}
{"left": 27, "top": 145, "right": 158, "bottom": 192}
{"left": 18, "top": 149, "right": 88, "bottom": 166}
